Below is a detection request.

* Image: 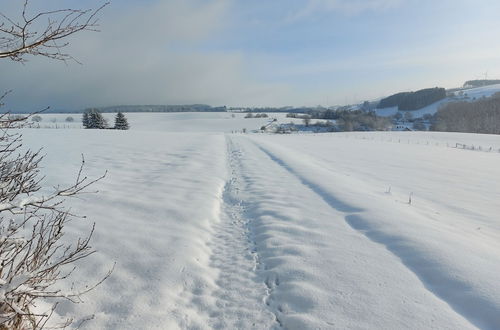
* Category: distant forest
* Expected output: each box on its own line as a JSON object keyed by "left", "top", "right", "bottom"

{"left": 377, "top": 87, "right": 446, "bottom": 111}
{"left": 463, "top": 80, "right": 500, "bottom": 88}
{"left": 89, "top": 104, "right": 227, "bottom": 113}
{"left": 432, "top": 92, "right": 500, "bottom": 134}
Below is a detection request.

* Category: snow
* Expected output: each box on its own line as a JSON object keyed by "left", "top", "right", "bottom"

{"left": 16, "top": 116, "right": 500, "bottom": 329}
{"left": 0, "top": 203, "right": 14, "bottom": 212}
{"left": 248, "top": 133, "right": 500, "bottom": 328}
{"left": 26, "top": 112, "right": 302, "bottom": 132}
{"left": 461, "top": 83, "right": 500, "bottom": 99}
{"left": 375, "top": 84, "right": 500, "bottom": 118}
{"left": 375, "top": 97, "right": 454, "bottom": 118}
{"left": 373, "top": 106, "right": 398, "bottom": 117}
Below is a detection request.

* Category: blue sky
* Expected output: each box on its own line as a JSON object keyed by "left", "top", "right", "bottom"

{"left": 1, "top": 0, "right": 500, "bottom": 110}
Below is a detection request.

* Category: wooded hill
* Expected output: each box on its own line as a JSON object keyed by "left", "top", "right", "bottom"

{"left": 463, "top": 80, "right": 500, "bottom": 88}
{"left": 432, "top": 92, "right": 500, "bottom": 134}
{"left": 377, "top": 87, "right": 446, "bottom": 111}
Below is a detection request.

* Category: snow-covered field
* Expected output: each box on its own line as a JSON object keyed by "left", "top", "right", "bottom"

{"left": 27, "top": 112, "right": 304, "bottom": 132}
{"left": 19, "top": 113, "right": 500, "bottom": 329}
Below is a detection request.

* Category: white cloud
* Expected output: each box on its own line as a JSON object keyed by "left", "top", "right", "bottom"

{"left": 3, "top": 0, "right": 499, "bottom": 110}
{"left": 287, "top": 0, "right": 402, "bottom": 21}
{"left": 0, "top": 0, "right": 302, "bottom": 110}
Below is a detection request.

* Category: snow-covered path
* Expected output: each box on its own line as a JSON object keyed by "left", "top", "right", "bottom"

{"left": 203, "top": 138, "right": 277, "bottom": 328}
{"left": 219, "top": 136, "right": 476, "bottom": 329}
{"left": 20, "top": 125, "right": 500, "bottom": 329}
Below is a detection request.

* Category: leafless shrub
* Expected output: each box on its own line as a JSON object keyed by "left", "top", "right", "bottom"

{"left": 1, "top": 1, "right": 110, "bottom": 328}
{"left": 0, "top": 106, "right": 110, "bottom": 329}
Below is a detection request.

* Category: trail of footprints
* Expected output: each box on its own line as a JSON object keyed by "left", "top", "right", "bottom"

{"left": 204, "top": 138, "right": 279, "bottom": 329}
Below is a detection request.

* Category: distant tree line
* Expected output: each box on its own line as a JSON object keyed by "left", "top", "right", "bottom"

{"left": 306, "top": 109, "right": 391, "bottom": 131}
{"left": 463, "top": 80, "right": 500, "bottom": 88}
{"left": 244, "top": 113, "right": 268, "bottom": 118}
{"left": 237, "top": 106, "right": 331, "bottom": 114}
{"left": 431, "top": 92, "right": 500, "bottom": 134}
{"left": 301, "top": 109, "right": 346, "bottom": 120}
{"left": 286, "top": 113, "right": 313, "bottom": 119}
{"left": 377, "top": 87, "right": 446, "bottom": 110}
{"left": 377, "top": 92, "right": 408, "bottom": 109}
{"left": 88, "top": 104, "right": 227, "bottom": 113}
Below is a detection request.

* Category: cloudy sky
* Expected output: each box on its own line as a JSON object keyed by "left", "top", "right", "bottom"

{"left": 1, "top": 0, "right": 500, "bottom": 111}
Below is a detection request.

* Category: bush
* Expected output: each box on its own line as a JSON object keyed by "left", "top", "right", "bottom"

{"left": 31, "top": 115, "right": 42, "bottom": 122}
{"left": 0, "top": 112, "right": 110, "bottom": 328}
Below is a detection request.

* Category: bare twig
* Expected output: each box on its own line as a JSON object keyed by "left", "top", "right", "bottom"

{"left": 0, "top": 1, "right": 110, "bottom": 328}
{"left": 0, "top": 1, "right": 109, "bottom": 62}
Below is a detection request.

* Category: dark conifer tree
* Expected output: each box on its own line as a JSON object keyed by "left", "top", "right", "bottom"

{"left": 82, "top": 110, "right": 90, "bottom": 128}
{"left": 114, "top": 111, "right": 129, "bottom": 130}
{"left": 84, "top": 108, "right": 107, "bottom": 129}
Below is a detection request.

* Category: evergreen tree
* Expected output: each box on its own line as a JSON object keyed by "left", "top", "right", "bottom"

{"left": 114, "top": 111, "right": 129, "bottom": 130}
{"left": 82, "top": 110, "right": 90, "bottom": 128}
{"left": 93, "top": 109, "right": 108, "bottom": 129}
{"left": 84, "top": 108, "right": 107, "bottom": 129}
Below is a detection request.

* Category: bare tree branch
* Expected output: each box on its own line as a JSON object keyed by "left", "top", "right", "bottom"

{"left": 0, "top": 1, "right": 111, "bottom": 328}
{"left": 0, "top": 1, "right": 109, "bottom": 63}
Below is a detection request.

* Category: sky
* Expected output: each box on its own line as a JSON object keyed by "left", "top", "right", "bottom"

{"left": 1, "top": 0, "right": 500, "bottom": 111}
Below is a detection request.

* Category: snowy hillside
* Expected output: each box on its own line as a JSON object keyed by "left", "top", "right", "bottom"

{"left": 375, "top": 84, "right": 500, "bottom": 118}
{"left": 19, "top": 116, "right": 500, "bottom": 329}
